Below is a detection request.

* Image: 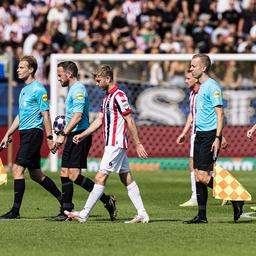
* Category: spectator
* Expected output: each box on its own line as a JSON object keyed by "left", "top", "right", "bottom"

{"left": 0, "top": 0, "right": 256, "bottom": 84}
{"left": 47, "top": 0, "right": 70, "bottom": 35}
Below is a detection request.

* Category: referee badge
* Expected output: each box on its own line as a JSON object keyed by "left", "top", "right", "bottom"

{"left": 42, "top": 94, "right": 48, "bottom": 101}
{"left": 76, "top": 92, "right": 84, "bottom": 100}
{"left": 213, "top": 90, "right": 221, "bottom": 98}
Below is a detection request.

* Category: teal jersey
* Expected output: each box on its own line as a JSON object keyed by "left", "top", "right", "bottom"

{"left": 65, "top": 81, "right": 89, "bottom": 132}
{"left": 195, "top": 78, "right": 223, "bottom": 131}
{"left": 19, "top": 80, "right": 49, "bottom": 130}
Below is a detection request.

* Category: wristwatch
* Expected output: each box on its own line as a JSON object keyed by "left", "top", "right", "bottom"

{"left": 47, "top": 135, "right": 53, "bottom": 140}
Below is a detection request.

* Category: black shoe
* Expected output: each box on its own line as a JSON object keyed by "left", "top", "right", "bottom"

{"left": 183, "top": 216, "right": 208, "bottom": 224}
{"left": 105, "top": 195, "right": 117, "bottom": 221}
{"left": 231, "top": 201, "right": 244, "bottom": 222}
{"left": 0, "top": 210, "right": 20, "bottom": 220}
{"left": 47, "top": 213, "right": 71, "bottom": 221}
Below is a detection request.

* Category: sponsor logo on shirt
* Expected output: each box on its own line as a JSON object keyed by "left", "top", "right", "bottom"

{"left": 123, "top": 102, "right": 129, "bottom": 109}
{"left": 76, "top": 92, "right": 84, "bottom": 100}
{"left": 42, "top": 94, "right": 48, "bottom": 101}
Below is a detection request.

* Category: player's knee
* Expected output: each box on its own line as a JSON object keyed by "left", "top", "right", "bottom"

{"left": 197, "top": 173, "right": 209, "bottom": 185}
{"left": 95, "top": 172, "right": 107, "bottom": 185}
{"left": 119, "top": 172, "right": 132, "bottom": 186}
{"left": 68, "top": 172, "right": 79, "bottom": 181}
{"left": 61, "top": 168, "right": 69, "bottom": 177}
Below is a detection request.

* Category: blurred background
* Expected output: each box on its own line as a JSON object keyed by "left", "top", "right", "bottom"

{"left": 1, "top": 0, "right": 256, "bottom": 171}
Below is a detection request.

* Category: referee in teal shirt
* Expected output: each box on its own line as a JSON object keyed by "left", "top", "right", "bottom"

{"left": 0, "top": 56, "right": 62, "bottom": 219}
{"left": 183, "top": 54, "right": 244, "bottom": 224}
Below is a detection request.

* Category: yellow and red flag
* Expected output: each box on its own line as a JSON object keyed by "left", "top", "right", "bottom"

{"left": 0, "top": 158, "right": 7, "bottom": 186}
{"left": 213, "top": 164, "right": 251, "bottom": 201}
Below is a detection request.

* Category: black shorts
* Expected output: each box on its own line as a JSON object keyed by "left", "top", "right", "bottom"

{"left": 61, "top": 130, "right": 92, "bottom": 169}
{"left": 15, "top": 128, "right": 43, "bottom": 169}
{"left": 193, "top": 130, "right": 219, "bottom": 171}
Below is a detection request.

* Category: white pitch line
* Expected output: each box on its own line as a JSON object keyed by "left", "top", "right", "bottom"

{"left": 240, "top": 212, "right": 256, "bottom": 219}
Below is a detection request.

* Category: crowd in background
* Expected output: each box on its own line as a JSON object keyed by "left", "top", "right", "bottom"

{"left": 0, "top": 0, "right": 256, "bottom": 87}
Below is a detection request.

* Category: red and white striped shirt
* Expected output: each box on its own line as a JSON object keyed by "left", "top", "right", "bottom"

{"left": 100, "top": 85, "right": 132, "bottom": 149}
{"left": 189, "top": 90, "right": 198, "bottom": 135}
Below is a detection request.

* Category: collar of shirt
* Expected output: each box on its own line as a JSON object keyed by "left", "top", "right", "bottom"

{"left": 107, "top": 84, "right": 119, "bottom": 95}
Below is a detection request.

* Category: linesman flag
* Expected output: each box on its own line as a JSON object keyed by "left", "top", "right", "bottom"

{"left": 0, "top": 158, "right": 7, "bottom": 186}
{"left": 213, "top": 164, "right": 251, "bottom": 201}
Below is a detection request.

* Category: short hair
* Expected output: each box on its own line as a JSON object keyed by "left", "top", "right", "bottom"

{"left": 20, "top": 56, "right": 38, "bottom": 76}
{"left": 57, "top": 61, "right": 78, "bottom": 77}
{"left": 92, "top": 64, "right": 113, "bottom": 81}
{"left": 192, "top": 54, "right": 211, "bottom": 72}
{"left": 185, "top": 68, "right": 192, "bottom": 75}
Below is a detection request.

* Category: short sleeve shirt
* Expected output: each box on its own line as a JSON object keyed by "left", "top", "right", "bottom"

{"left": 65, "top": 81, "right": 89, "bottom": 132}
{"left": 19, "top": 80, "right": 49, "bottom": 130}
{"left": 195, "top": 78, "right": 223, "bottom": 131}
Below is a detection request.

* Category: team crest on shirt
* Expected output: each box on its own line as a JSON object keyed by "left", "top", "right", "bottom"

{"left": 76, "top": 92, "right": 84, "bottom": 100}
{"left": 42, "top": 94, "right": 48, "bottom": 101}
{"left": 213, "top": 90, "right": 221, "bottom": 98}
{"left": 109, "top": 162, "right": 113, "bottom": 167}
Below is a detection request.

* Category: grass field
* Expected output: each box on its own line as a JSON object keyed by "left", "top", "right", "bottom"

{"left": 0, "top": 170, "right": 256, "bottom": 256}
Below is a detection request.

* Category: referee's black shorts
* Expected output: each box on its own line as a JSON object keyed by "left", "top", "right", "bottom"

{"left": 61, "top": 130, "right": 92, "bottom": 169}
{"left": 15, "top": 128, "right": 43, "bottom": 169}
{"left": 193, "top": 129, "right": 220, "bottom": 172}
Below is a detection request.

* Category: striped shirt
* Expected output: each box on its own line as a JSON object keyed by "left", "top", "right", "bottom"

{"left": 100, "top": 85, "right": 132, "bottom": 149}
{"left": 189, "top": 90, "right": 198, "bottom": 135}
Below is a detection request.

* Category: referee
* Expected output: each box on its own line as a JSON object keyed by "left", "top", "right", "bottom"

{"left": 0, "top": 56, "right": 62, "bottom": 219}
{"left": 183, "top": 54, "right": 244, "bottom": 224}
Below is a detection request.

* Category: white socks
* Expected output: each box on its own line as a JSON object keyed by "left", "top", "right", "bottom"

{"left": 127, "top": 181, "right": 147, "bottom": 216}
{"left": 80, "top": 184, "right": 105, "bottom": 218}
{"left": 191, "top": 171, "right": 197, "bottom": 200}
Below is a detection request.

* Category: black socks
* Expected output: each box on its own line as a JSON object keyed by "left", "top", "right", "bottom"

{"left": 61, "top": 177, "right": 74, "bottom": 211}
{"left": 40, "top": 176, "right": 62, "bottom": 203}
{"left": 196, "top": 181, "right": 208, "bottom": 220}
{"left": 12, "top": 179, "right": 25, "bottom": 214}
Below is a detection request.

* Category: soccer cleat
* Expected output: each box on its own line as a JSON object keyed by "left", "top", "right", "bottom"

{"left": 64, "top": 210, "right": 88, "bottom": 223}
{"left": 250, "top": 206, "right": 256, "bottom": 212}
{"left": 183, "top": 216, "right": 208, "bottom": 224}
{"left": 47, "top": 213, "right": 71, "bottom": 221}
{"left": 221, "top": 200, "right": 229, "bottom": 206}
{"left": 125, "top": 213, "right": 149, "bottom": 224}
{"left": 231, "top": 201, "right": 244, "bottom": 222}
{"left": 104, "top": 195, "right": 117, "bottom": 221}
{"left": 0, "top": 210, "right": 20, "bottom": 220}
{"left": 179, "top": 198, "right": 197, "bottom": 207}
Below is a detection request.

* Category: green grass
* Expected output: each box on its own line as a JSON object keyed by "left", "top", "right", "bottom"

{"left": 0, "top": 170, "right": 256, "bottom": 256}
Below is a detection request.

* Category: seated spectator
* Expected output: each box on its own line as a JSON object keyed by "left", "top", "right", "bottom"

{"left": 47, "top": 0, "right": 70, "bottom": 35}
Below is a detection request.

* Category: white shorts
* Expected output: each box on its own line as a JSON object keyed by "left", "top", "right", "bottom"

{"left": 189, "top": 133, "right": 196, "bottom": 158}
{"left": 100, "top": 146, "right": 130, "bottom": 174}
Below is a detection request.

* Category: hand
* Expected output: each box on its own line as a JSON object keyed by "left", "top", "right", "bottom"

{"left": 47, "top": 139, "right": 57, "bottom": 154}
{"left": 73, "top": 134, "right": 84, "bottom": 144}
{"left": 176, "top": 134, "right": 185, "bottom": 144}
{"left": 221, "top": 136, "right": 228, "bottom": 149}
{"left": 136, "top": 143, "right": 148, "bottom": 159}
{"left": 247, "top": 129, "right": 254, "bottom": 140}
{"left": 0, "top": 136, "right": 11, "bottom": 151}
{"left": 211, "top": 138, "right": 220, "bottom": 161}
{"left": 54, "top": 135, "right": 65, "bottom": 150}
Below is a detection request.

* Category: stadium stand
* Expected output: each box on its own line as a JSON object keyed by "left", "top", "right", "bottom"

{"left": 0, "top": 0, "right": 256, "bottom": 84}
